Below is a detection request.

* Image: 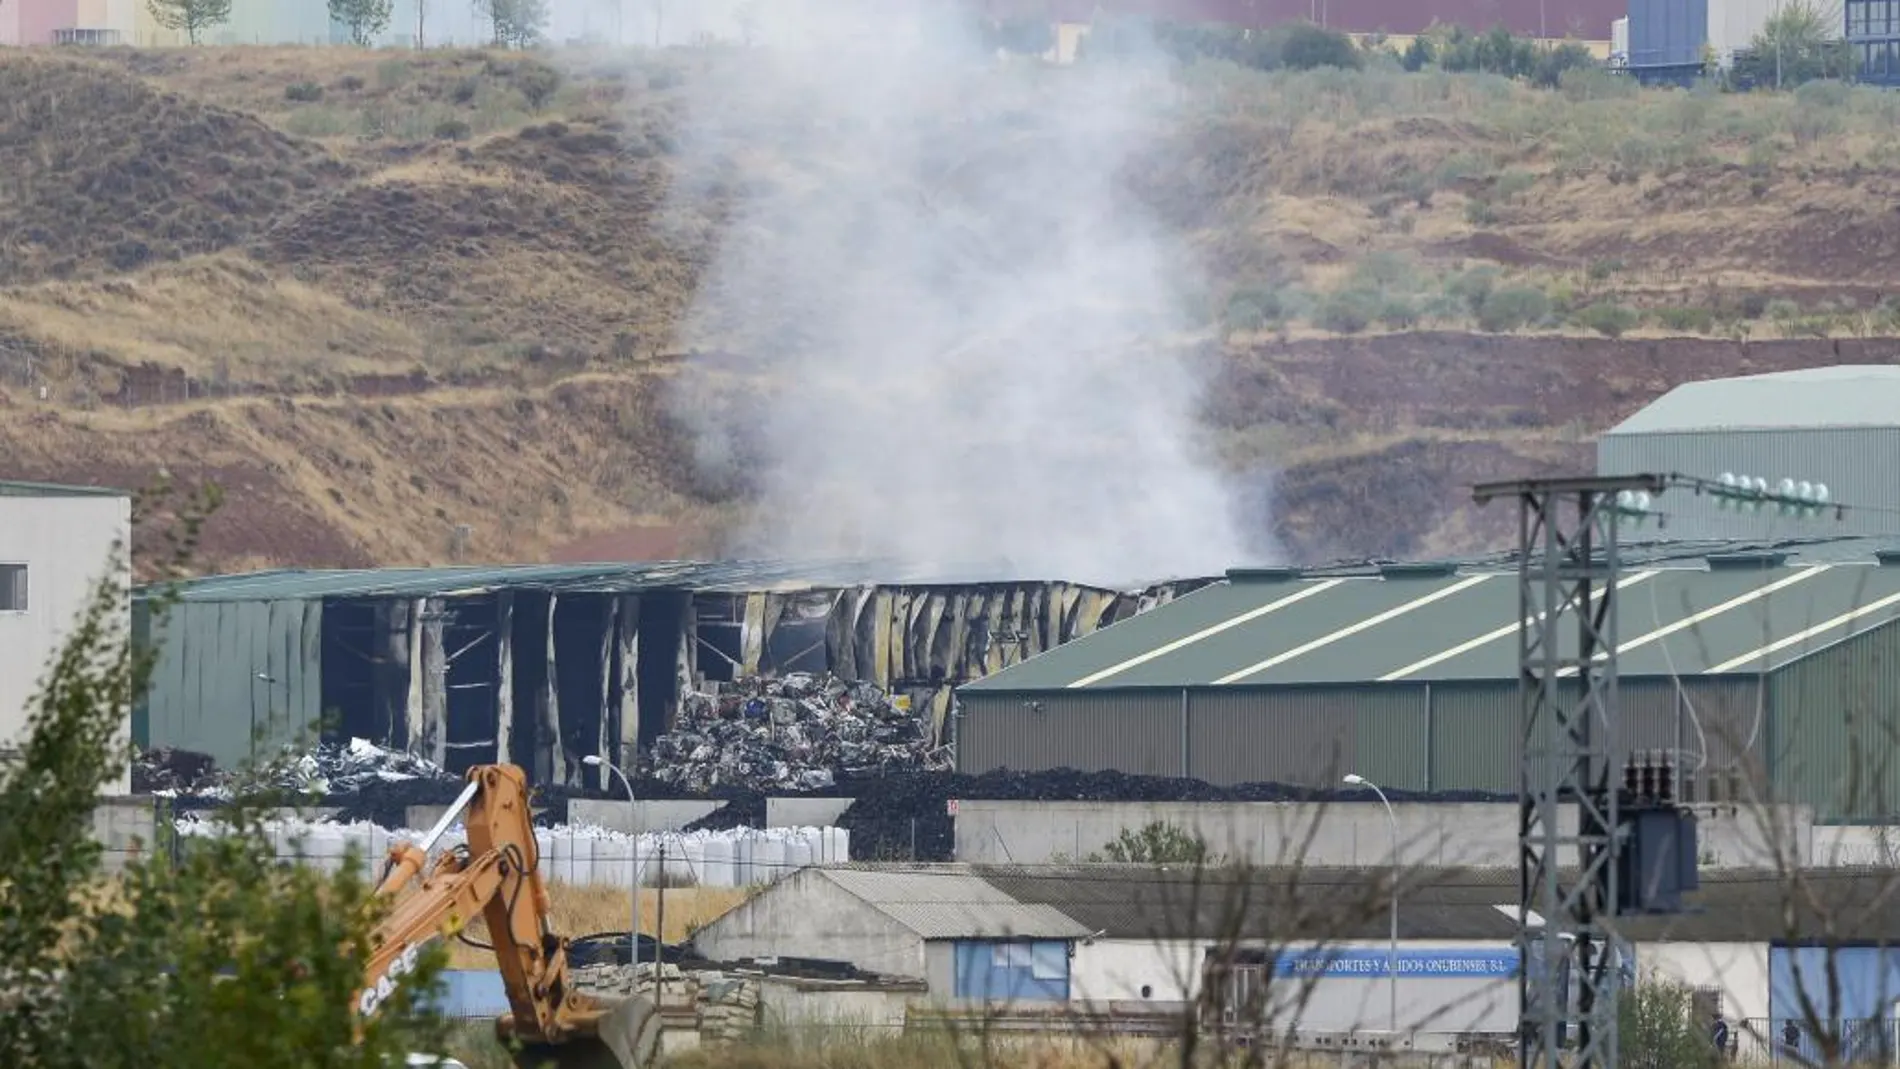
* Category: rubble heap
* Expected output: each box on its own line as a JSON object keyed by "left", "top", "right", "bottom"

{"left": 132, "top": 737, "right": 453, "bottom": 804}
{"left": 130, "top": 747, "right": 222, "bottom": 796}
{"left": 651, "top": 673, "right": 951, "bottom": 793}
{"left": 571, "top": 963, "right": 763, "bottom": 1047}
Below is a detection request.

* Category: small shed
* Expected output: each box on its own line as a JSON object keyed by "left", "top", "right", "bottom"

{"left": 690, "top": 864, "right": 1091, "bottom": 1001}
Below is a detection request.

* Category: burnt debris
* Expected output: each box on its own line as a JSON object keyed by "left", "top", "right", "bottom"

{"left": 133, "top": 737, "right": 450, "bottom": 806}
{"left": 651, "top": 673, "right": 953, "bottom": 793}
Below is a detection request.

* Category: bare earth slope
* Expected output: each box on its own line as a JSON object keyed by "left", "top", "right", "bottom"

{"left": 2, "top": 47, "right": 1897, "bottom": 576}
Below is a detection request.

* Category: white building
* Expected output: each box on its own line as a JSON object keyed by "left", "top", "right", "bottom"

{"left": 690, "top": 861, "right": 1900, "bottom": 1049}
{"left": 0, "top": 480, "right": 133, "bottom": 795}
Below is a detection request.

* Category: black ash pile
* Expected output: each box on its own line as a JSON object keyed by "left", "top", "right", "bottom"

{"left": 649, "top": 673, "right": 952, "bottom": 793}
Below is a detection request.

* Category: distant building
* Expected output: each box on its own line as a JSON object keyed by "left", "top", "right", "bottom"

{"left": 691, "top": 864, "right": 1090, "bottom": 1000}
{"left": 956, "top": 537, "right": 1900, "bottom": 822}
{"left": 0, "top": 480, "right": 133, "bottom": 795}
{"left": 1623, "top": 0, "right": 1792, "bottom": 84}
{"left": 692, "top": 861, "right": 1900, "bottom": 1040}
{"left": 0, "top": 0, "right": 133, "bottom": 45}
{"left": 1598, "top": 366, "right": 1900, "bottom": 542}
{"left": 977, "top": 0, "right": 1621, "bottom": 39}
{"left": 1845, "top": 0, "right": 1900, "bottom": 88}
{"left": 132, "top": 563, "right": 1207, "bottom": 785}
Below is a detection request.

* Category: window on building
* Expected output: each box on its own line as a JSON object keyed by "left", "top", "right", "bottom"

{"left": 1851, "top": 0, "right": 1871, "bottom": 36}
{"left": 0, "top": 565, "right": 25, "bottom": 612}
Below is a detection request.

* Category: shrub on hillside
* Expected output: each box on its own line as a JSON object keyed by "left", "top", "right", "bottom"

{"left": 1575, "top": 301, "right": 1640, "bottom": 337}
{"left": 1318, "top": 288, "right": 1382, "bottom": 333}
{"left": 1655, "top": 306, "right": 1716, "bottom": 334}
{"left": 1478, "top": 286, "right": 1551, "bottom": 332}
{"left": 1446, "top": 265, "right": 1502, "bottom": 315}
{"left": 1223, "top": 287, "right": 1284, "bottom": 333}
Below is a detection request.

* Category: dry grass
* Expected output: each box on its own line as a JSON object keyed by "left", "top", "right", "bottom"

{"left": 0, "top": 255, "right": 431, "bottom": 381}
{"left": 7, "top": 46, "right": 1900, "bottom": 570}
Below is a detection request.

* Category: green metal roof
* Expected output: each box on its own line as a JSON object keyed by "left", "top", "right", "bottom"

{"left": 138, "top": 559, "right": 1142, "bottom": 603}
{"left": 1606, "top": 365, "right": 1900, "bottom": 435}
{"left": 0, "top": 479, "right": 129, "bottom": 498}
{"left": 965, "top": 550, "right": 1900, "bottom": 690}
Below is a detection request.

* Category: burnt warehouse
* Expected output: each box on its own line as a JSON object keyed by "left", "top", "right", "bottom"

{"left": 134, "top": 562, "right": 1206, "bottom": 788}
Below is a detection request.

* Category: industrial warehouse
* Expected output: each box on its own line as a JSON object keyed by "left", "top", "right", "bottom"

{"left": 131, "top": 562, "right": 1206, "bottom": 785}
{"left": 960, "top": 366, "right": 1900, "bottom": 822}
{"left": 16, "top": 366, "right": 1900, "bottom": 1064}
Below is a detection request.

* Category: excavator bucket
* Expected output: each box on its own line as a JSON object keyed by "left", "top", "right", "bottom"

{"left": 504, "top": 995, "right": 660, "bottom": 1069}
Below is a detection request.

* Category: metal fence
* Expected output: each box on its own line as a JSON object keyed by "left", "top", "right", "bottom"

{"left": 1742, "top": 1018, "right": 1900, "bottom": 1064}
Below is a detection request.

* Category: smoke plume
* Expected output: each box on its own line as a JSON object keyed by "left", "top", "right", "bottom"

{"left": 659, "top": 1, "right": 1260, "bottom": 585}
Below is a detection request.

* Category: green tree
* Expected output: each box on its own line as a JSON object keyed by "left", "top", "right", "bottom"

{"left": 1732, "top": 0, "right": 1856, "bottom": 88}
{"left": 144, "top": 0, "right": 231, "bottom": 44}
{"left": 477, "top": 0, "right": 549, "bottom": 48}
{"left": 0, "top": 478, "right": 453, "bottom": 1069}
{"left": 1619, "top": 980, "right": 1724, "bottom": 1069}
{"left": 329, "top": 0, "right": 394, "bottom": 47}
{"left": 1278, "top": 22, "right": 1363, "bottom": 70}
{"left": 1088, "top": 820, "right": 1224, "bottom": 866}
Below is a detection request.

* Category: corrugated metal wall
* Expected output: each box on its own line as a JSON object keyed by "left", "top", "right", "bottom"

{"left": 1770, "top": 618, "right": 1900, "bottom": 820}
{"left": 959, "top": 675, "right": 1777, "bottom": 794}
{"left": 1599, "top": 428, "right": 1900, "bottom": 540}
{"left": 144, "top": 599, "right": 324, "bottom": 768}
{"left": 959, "top": 690, "right": 1187, "bottom": 777}
{"left": 1625, "top": 0, "right": 1710, "bottom": 67}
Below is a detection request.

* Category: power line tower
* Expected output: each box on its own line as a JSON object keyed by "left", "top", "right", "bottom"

{"left": 1473, "top": 474, "right": 1666, "bottom": 1069}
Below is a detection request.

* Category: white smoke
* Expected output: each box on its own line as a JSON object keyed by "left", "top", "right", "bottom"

{"left": 656, "top": 1, "right": 1262, "bottom": 586}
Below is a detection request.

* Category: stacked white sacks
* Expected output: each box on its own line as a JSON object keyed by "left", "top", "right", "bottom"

{"left": 171, "top": 815, "right": 849, "bottom": 888}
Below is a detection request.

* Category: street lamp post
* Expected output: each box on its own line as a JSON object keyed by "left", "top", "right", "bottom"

{"left": 583, "top": 754, "right": 640, "bottom": 974}
{"left": 1343, "top": 772, "right": 1400, "bottom": 1035}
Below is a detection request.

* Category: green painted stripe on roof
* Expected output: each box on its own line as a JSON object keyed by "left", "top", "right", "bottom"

{"left": 960, "top": 577, "right": 1332, "bottom": 691}
{"left": 1701, "top": 565, "right": 1900, "bottom": 674}
{"left": 962, "top": 560, "right": 1900, "bottom": 693}
{"left": 0, "top": 479, "right": 129, "bottom": 498}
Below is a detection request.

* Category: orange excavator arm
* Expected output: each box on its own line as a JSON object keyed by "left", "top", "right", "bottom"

{"left": 360, "top": 763, "right": 657, "bottom": 1069}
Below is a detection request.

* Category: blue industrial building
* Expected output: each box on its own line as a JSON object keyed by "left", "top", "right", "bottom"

{"left": 1846, "top": 0, "right": 1900, "bottom": 84}
{"left": 1625, "top": 0, "right": 1714, "bottom": 84}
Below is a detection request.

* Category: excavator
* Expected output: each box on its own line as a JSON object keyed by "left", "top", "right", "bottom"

{"left": 358, "top": 762, "right": 660, "bottom": 1069}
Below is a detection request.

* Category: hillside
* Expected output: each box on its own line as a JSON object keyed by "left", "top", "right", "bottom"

{"left": 2, "top": 44, "right": 1898, "bottom": 578}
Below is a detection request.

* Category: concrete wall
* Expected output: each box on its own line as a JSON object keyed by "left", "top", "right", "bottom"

{"left": 768, "top": 797, "right": 855, "bottom": 828}
{"left": 1639, "top": 941, "right": 1770, "bottom": 1022}
{"left": 923, "top": 941, "right": 956, "bottom": 999}
{"left": 1072, "top": 939, "right": 1518, "bottom": 1034}
{"left": 569, "top": 798, "right": 725, "bottom": 834}
{"left": 692, "top": 867, "right": 927, "bottom": 981}
{"left": 954, "top": 800, "right": 1822, "bottom": 868}
{"left": 758, "top": 974, "right": 920, "bottom": 1030}
{"left": 0, "top": 492, "right": 131, "bottom": 794}
{"left": 91, "top": 796, "right": 160, "bottom": 874}
{"left": 1070, "top": 938, "right": 1202, "bottom": 1002}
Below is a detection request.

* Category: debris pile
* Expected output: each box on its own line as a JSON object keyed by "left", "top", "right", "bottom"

{"left": 133, "top": 737, "right": 453, "bottom": 804}
{"left": 130, "top": 747, "right": 223, "bottom": 797}
{"left": 651, "top": 673, "right": 951, "bottom": 793}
